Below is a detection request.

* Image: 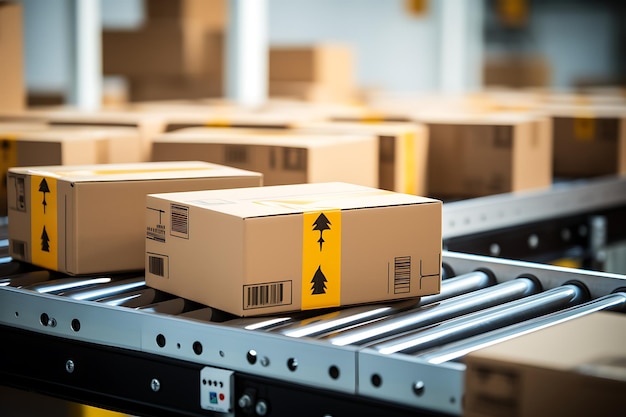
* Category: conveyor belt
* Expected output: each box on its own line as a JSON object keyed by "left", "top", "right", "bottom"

{"left": 1, "top": 176, "right": 626, "bottom": 416}
{"left": 1, "top": 248, "right": 625, "bottom": 417}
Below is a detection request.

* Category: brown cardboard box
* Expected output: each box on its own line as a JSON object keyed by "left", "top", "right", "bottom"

{"left": 415, "top": 112, "right": 553, "bottom": 198}
{"left": 484, "top": 55, "right": 551, "bottom": 88}
{"left": 269, "top": 45, "right": 355, "bottom": 103}
{"left": 146, "top": 0, "right": 226, "bottom": 30}
{"left": 295, "top": 121, "right": 429, "bottom": 195}
{"left": 7, "top": 161, "right": 262, "bottom": 275}
{"left": 145, "top": 182, "right": 442, "bottom": 316}
{"left": 0, "top": 126, "right": 143, "bottom": 216}
{"left": 544, "top": 104, "right": 626, "bottom": 178}
{"left": 0, "top": 2, "right": 25, "bottom": 112}
{"left": 464, "top": 311, "right": 626, "bottom": 417}
{"left": 21, "top": 108, "right": 168, "bottom": 162}
{"left": 151, "top": 127, "right": 379, "bottom": 187}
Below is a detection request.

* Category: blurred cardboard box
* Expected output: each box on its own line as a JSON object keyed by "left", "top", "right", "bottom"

{"left": 17, "top": 108, "right": 169, "bottom": 162}
{"left": 145, "top": 182, "right": 442, "bottom": 316}
{"left": 7, "top": 161, "right": 262, "bottom": 275}
{"left": 151, "top": 127, "right": 379, "bottom": 187}
{"left": 295, "top": 121, "right": 429, "bottom": 196}
{"left": 544, "top": 104, "right": 626, "bottom": 178}
{"left": 269, "top": 45, "right": 355, "bottom": 103}
{"left": 0, "top": 2, "right": 25, "bottom": 112}
{"left": 415, "top": 112, "right": 553, "bottom": 199}
{"left": 464, "top": 311, "right": 626, "bottom": 417}
{"left": 0, "top": 126, "right": 143, "bottom": 216}
{"left": 145, "top": 0, "right": 226, "bottom": 29}
{"left": 484, "top": 55, "right": 551, "bottom": 89}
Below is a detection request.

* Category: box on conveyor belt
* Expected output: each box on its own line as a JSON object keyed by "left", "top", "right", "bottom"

{"left": 145, "top": 182, "right": 442, "bottom": 316}
{"left": 414, "top": 112, "right": 553, "bottom": 198}
{"left": 0, "top": 125, "right": 144, "bottom": 216}
{"left": 294, "top": 121, "right": 429, "bottom": 195}
{"left": 151, "top": 127, "right": 379, "bottom": 188}
{"left": 545, "top": 104, "right": 626, "bottom": 178}
{"left": 7, "top": 161, "right": 262, "bottom": 275}
{"left": 464, "top": 311, "right": 626, "bottom": 417}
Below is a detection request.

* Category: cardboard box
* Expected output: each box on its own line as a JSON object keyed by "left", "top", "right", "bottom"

{"left": 295, "top": 121, "right": 429, "bottom": 195}
{"left": 0, "top": 126, "right": 143, "bottom": 216}
{"left": 146, "top": 0, "right": 226, "bottom": 30}
{"left": 484, "top": 54, "right": 551, "bottom": 88}
{"left": 269, "top": 45, "right": 355, "bottom": 103}
{"left": 7, "top": 161, "right": 262, "bottom": 275}
{"left": 415, "top": 112, "right": 553, "bottom": 198}
{"left": 145, "top": 182, "right": 442, "bottom": 316}
{"left": 151, "top": 127, "right": 379, "bottom": 187}
{"left": 0, "top": 2, "right": 25, "bottom": 112}
{"left": 545, "top": 104, "right": 626, "bottom": 178}
{"left": 464, "top": 311, "right": 626, "bottom": 417}
{"left": 24, "top": 108, "right": 168, "bottom": 162}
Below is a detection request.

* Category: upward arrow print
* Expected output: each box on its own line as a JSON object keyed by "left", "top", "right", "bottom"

{"left": 312, "top": 213, "right": 331, "bottom": 251}
{"left": 39, "top": 178, "right": 50, "bottom": 214}
{"left": 41, "top": 226, "right": 50, "bottom": 252}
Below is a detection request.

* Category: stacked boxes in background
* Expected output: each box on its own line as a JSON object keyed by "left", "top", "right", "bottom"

{"left": 269, "top": 44, "right": 356, "bottom": 103}
{"left": 0, "top": 1, "right": 25, "bottom": 113}
{"left": 151, "top": 127, "right": 379, "bottom": 188}
{"left": 145, "top": 182, "right": 442, "bottom": 316}
{"left": 102, "top": 0, "right": 226, "bottom": 101}
{"left": 7, "top": 161, "right": 262, "bottom": 275}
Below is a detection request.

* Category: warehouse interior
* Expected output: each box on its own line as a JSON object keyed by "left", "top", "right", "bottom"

{"left": 1, "top": 0, "right": 626, "bottom": 416}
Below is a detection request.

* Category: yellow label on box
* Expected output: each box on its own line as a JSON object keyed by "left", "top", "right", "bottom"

{"left": 30, "top": 175, "right": 58, "bottom": 270}
{"left": 574, "top": 116, "right": 595, "bottom": 141}
{"left": 302, "top": 210, "right": 341, "bottom": 310}
{"left": 402, "top": 131, "right": 417, "bottom": 195}
{"left": 0, "top": 135, "right": 18, "bottom": 200}
{"left": 205, "top": 119, "right": 232, "bottom": 128}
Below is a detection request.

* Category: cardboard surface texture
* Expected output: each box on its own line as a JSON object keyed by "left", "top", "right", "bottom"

{"left": 464, "top": 311, "right": 626, "bottom": 417}
{"left": 151, "top": 128, "right": 379, "bottom": 188}
{"left": 8, "top": 161, "right": 262, "bottom": 275}
{"left": 0, "top": 2, "right": 25, "bottom": 112}
{"left": 145, "top": 182, "right": 442, "bottom": 316}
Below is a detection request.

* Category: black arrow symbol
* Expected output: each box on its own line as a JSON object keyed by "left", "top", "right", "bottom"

{"left": 311, "top": 265, "right": 327, "bottom": 295}
{"left": 39, "top": 178, "right": 50, "bottom": 213}
{"left": 41, "top": 226, "right": 50, "bottom": 252}
{"left": 312, "top": 213, "right": 331, "bottom": 251}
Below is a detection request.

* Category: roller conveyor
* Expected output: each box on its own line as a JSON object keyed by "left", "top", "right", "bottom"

{"left": 1, "top": 176, "right": 625, "bottom": 417}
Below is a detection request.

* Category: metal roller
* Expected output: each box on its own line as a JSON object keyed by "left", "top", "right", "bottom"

{"left": 278, "top": 271, "right": 494, "bottom": 339}
{"left": 0, "top": 270, "right": 53, "bottom": 288}
{"left": 325, "top": 277, "right": 539, "bottom": 346}
{"left": 418, "top": 292, "right": 626, "bottom": 364}
{"left": 371, "top": 283, "right": 588, "bottom": 355}
{"left": 22, "top": 276, "right": 112, "bottom": 294}
{"left": 138, "top": 298, "right": 203, "bottom": 315}
{"left": 59, "top": 277, "right": 146, "bottom": 301}
{"left": 96, "top": 288, "right": 162, "bottom": 307}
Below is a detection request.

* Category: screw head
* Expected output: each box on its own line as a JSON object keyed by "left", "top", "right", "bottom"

{"left": 255, "top": 400, "right": 268, "bottom": 416}
{"left": 65, "top": 360, "right": 75, "bottom": 373}
{"left": 150, "top": 378, "right": 161, "bottom": 392}
{"left": 413, "top": 380, "right": 425, "bottom": 396}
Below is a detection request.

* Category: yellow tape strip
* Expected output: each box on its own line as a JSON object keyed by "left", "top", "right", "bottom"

{"left": 302, "top": 210, "right": 341, "bottom": 310}
{"left": 0, "top": 135, "right": 18, "bottom": 204}
{"left": 30, "top": 175, "right": 58, "bottom": 270}
{"left": 402, "top": 131, "right": 417, "bottom": 195}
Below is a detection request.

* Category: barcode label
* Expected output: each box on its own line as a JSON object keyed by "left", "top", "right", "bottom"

{"left": 148, "top": 253, "right": 168, "bottom": 278}
{"left": 170, "top": 204, "right": 189, "bottom": 239}
{"left": 394, "top": 256, "right": 411, "bottom": 294}
{"left": 11, "top": 240, "right": 26, "bottom": 259}
{"left": 244, "top": 281, "right": 292, "bottom": 310}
